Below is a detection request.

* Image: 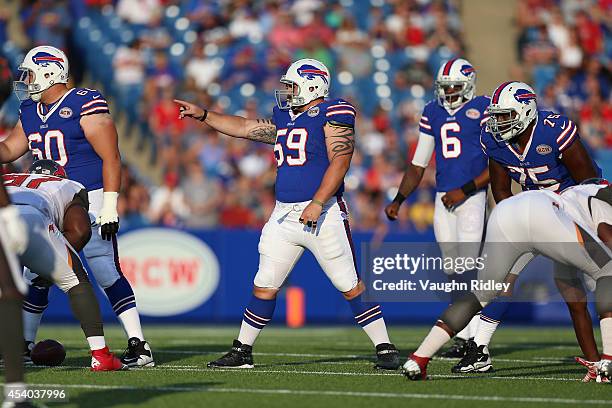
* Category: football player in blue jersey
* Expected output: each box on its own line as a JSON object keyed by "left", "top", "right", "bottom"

{"left": 0, "top": 45, "right": 153, "bottom": 367}
{"left": 175, "top": 58, "right": 401, "bottom": 370}
{"left": 449, "top": 82, "right": 603, "bottom": 379}
{"left": 385, "top": 58, "right": 490, "bottom": 357}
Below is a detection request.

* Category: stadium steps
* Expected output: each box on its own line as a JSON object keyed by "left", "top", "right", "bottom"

{"left": 462, "top": 0, "right": 518, "bottom": 95}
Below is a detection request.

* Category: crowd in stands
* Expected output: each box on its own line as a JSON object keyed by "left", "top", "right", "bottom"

{"left": 0, "top": 0, "right": 610, "bottom": 233}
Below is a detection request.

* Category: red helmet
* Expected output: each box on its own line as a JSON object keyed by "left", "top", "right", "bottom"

{"left": 29, "top": 159, "right": 67, "bottom": 178}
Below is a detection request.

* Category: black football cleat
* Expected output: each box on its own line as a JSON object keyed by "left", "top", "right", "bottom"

{"left": 451, "top": 340, "right": 493, "bottom": 373}
{"left": 120, "top": 337, "right": 155, "bottom": 368}
{"left": 207, "top": 339, "right": 254, "bottom": 369}
{"left": 23, "top": 341, "right": 33, "bottom": 365}
{"left": 374, "top": 343, "right": 401, "bottom": 370}
{"left": 440, "top": 337, "right": 469, "bottom": 358}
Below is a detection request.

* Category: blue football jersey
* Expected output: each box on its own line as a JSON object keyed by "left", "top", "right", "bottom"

{"left": 480, "top": 110, "right": 600, "bottom": 192}
{"left": 19, "top": 88, "right": 110, "bottom": 191}
{"left": 418, "top": 96, "right": 490, "bottom": 192}
{"left": 272, "top": 98, "right": 355, "bottom": 203}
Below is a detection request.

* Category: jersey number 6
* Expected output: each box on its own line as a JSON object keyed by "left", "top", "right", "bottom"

{"left": 27, "top": 130, "right": 68, "bottom": 166}
{"left": 440, "top": 122, "right": 462, "bottom": 159}
{"left": 275, "top": 128, "right": 307, "bottom": 166}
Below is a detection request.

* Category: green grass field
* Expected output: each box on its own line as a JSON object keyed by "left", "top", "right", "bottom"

{"left": 5, "top": 325, "right": 611, "bottom": 407}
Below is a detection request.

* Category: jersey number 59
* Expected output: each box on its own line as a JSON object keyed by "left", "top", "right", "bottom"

{"left": 275, "top": 128, "right": 307, "bottom": 166}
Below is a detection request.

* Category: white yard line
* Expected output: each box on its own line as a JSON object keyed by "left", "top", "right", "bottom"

{"left": 19, "top": 364, "right": 583, "bottom": 382}
{"left": 10, "top": 383, "right": 609, "bottom": 405}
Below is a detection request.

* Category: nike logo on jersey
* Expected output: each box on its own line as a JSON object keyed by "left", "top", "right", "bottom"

{"left": 93, "top": 95, "right": 101, "bottom": 99}
{"left": 40, "top": 124, "right": 48, "bottom": 129}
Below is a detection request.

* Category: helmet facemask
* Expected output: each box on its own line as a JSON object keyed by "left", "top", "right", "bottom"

{"left": 274, "top": 77, "right": 308, "bottom": 110}
{"left": 13, "top": 68, "right": 42, "bottom": 101}
{"left": 435, "top": 79, "right": 473, "bottom": 110}
{"left": 486, "top": 108, "right": 526, "bottom": 142}
{"left": 274, "top": 80, "right": 303, "bottom": 110}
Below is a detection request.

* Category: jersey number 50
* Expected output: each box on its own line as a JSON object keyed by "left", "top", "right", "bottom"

{"left": 275, "top": 128, "right": 307, "bottom": 166}
{"left": 27, "top": 130, "right": 68, "bottom": 166}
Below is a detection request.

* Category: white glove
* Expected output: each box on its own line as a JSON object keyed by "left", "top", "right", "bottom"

{"left": 0, "top": 205, "right": 28, "bottom": 254}
{"left": 96, "top": 192, "right": 119, "bottom": 240}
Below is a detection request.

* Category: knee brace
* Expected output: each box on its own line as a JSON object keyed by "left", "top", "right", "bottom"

{"left": 596, "top": 276, "right": 612, "bottom": 317}
{"left": 440, "top": 292, "right": 483, "bottom": 334}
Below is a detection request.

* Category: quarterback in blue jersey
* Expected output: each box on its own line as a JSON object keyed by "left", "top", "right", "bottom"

{"left": 175, "top": 58, "right": 400, "bottom": 370}
{"left": 452, "top": 81, "right": 602, "bottom": 379}
{"left": 385, "top": 58, "right": 490, "bottom": 356}
{"left": 0, "top": 45, "right": 153, "bottom": 367}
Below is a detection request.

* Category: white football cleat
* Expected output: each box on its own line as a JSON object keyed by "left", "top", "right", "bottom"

{"left": 596, "top": 359, "right": 611, "bottom": 383}
{"left": 120, "top": 337, "right": 155, "bottom": 368}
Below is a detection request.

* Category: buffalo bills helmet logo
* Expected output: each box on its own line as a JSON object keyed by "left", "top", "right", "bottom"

{"left": 32, "top": 52, "right": 65, "bottom": 70}
{"left": 297, "top": 64, "right": 329, "bottom": 84}
{"left": 460, "top": 64, "right": 475, "bottom": 77}
{"left": 514, "top": 88, "right": 536, "bottom": 105}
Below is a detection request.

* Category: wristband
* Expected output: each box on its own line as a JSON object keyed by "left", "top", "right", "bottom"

{"left": 198, "top": 109, "right": 208, "bottom": 122}
{"left": 461, "top": 180, "right": 477, "bottom": 196}
{"left": 393, "top": 193, "right": 407, "bottom": 204}
{"left": 101, "top": 192, "right": 119, "bottom": 212}
{"left": 311, "top": 199, "right": 324, "bottom": 207}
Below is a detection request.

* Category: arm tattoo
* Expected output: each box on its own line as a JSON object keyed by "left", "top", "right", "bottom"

{"left": 245, "top": 119, "right": 276, "bottom": 144}
{"left": 328, "top": 125, "right": 355, "bottom": 159}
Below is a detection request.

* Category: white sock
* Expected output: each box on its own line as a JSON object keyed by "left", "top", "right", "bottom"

{"left": 86, "top": 336, "right": 106, "bottom": 351}
{"left": 117, "top": 308, "right": 145, "bottom": 341}
{"left": 362, "top": 318, "right": 391, "bottom": 346}
{"left": 468, "top": 313, "right": 481, "bottom": 338}
{"left": 474, "top": 315, "right": 500, "bottom": 347}
{"left": 601, "top": 317, "right": 612, "bottom": 356}
{"left": 237, "top": 320, "right": 262, "bottom": 346}
{"left": 455, "top": 325, "right": 470, "bottom": 341}
{"left": 22, "top": 310, "right": 43, "bottom": 343}
{"left": 414, "top": 324, "right": 451, "bottom": 358}
{"left": 4, "top": 382, "right": 27, "bottom": 402}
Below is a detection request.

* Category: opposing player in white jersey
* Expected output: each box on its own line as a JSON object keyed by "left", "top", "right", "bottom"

{"left": 4, "top": 160, "right": 125, "bottom": 371}
{"left": 385, "top": 58, "right": 489, "bottom": 357}
{"left": 175, "top": 58, "right": 400, "bottom": 369}
{"left": 0, "top": 45, "right": 152, "bottom": 367}
{"left": 402, "top": 182, "right": 612, "bottom": 381}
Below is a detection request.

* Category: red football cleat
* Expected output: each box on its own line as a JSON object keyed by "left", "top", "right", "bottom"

{"left": 575, "top": 357, "right": 597, "bottom": 382}
{"left": 91, "top": 347, "right": 128, "bottom": 371}
{"left": 402, "top": 353, "right": 430, "bottom": 380}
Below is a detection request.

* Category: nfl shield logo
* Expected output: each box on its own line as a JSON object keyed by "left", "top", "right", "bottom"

{"left": 466, "top": 108, "right": 480, "bottom": 119}
{"left": 308, "top": 106, "right": 319, "bottom": 117}
{"left": 59, "top": 107, "right": 72, "bottom": 118}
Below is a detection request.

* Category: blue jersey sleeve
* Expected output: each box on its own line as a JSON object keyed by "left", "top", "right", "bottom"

{"left": 325, "top": 99, "right": 355, "bottom": 128}
{"left": 551, "top": 115, "right": 579, "bottom": 154}
{"left": 76, "top": 88, "right": 110, "bottom": 117}
{"left": 418, "top": 102, "right": 434, "bottom": 136}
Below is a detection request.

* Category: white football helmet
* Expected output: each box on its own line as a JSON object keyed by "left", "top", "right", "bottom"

{"left": 434, "top": 58, "right": 476, "bottom": 110}
{"left": 486, "top": 81, "right": 538, "bottom": 142}
{"left": 275, "top": 58, "right": 330, "bottom": 110}
{"left": 14, "top": 45, "right": 69, "bottom": 102}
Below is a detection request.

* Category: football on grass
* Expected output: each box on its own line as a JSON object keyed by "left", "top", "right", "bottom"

{"left": 31, "top": 339, "right": 66, "bottom": 366}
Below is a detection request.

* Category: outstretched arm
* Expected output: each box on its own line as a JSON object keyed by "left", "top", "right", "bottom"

{"left": 174, "top": 99, "right": 276, "bottom": 144}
